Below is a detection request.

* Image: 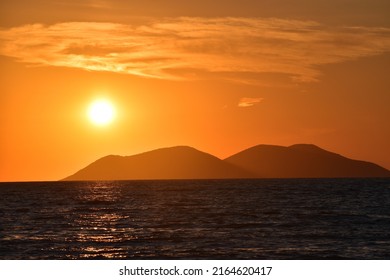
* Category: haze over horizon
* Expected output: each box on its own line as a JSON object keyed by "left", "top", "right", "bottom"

{"left": 1, "top": 0, "right": 389, "bottom": 181}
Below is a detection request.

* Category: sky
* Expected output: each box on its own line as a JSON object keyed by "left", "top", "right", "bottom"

{"left": 0, "top": 0, "right": 389, "bottom": 181}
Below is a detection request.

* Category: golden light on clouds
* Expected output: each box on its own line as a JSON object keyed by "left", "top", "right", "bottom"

{"left": 1, "top": 4, "right": 390, "bottom": 182}
{"left": 1, "top": 18, "right": 390, "bottom": 84}
{"left": 238, "top": 97, "right": 264, "bottom": 108}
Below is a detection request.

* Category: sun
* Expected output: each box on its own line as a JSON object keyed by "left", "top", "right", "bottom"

{"left": 87, "top": 99, "right": 116, "bottom": 126}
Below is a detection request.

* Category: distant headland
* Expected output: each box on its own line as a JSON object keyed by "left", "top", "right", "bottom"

{"left": 62, "top": 144, "right": 390, "bottom": 181}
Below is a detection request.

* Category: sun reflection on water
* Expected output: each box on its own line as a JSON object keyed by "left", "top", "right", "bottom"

{"left": 70, "top": 182, "right": 140, "bottom": 258}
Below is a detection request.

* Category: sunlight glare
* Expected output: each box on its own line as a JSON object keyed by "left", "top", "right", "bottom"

{"left": 87, "top": 99, "right": 116, "bottom": 126}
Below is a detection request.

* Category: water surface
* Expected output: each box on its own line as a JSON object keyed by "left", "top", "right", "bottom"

{"left": 1, "top": 178, "right": 390, "bottom": 259}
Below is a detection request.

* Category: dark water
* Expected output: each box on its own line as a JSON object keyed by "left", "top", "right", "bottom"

{"left": 1, "top": 178, "right": 390, "bottom": 259}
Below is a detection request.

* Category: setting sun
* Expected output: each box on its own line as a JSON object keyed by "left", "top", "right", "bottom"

{"left": 1, "top": 0, "right": 390, "bottom": 273}
{"left": 1, "top": 0, "right": 389, "bottom": 183}
{"left": 87, "top": 99, "right": 116, "bottom": 126}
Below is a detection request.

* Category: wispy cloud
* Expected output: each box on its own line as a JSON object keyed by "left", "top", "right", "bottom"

{"left": 238, "top": 97, "right": 264, "bottom": 107}
{"left": 1, "top": 18, "right": 390, "bottom": 83}
{"left": 55, "top": 0, "right": 112, "bottom": 9}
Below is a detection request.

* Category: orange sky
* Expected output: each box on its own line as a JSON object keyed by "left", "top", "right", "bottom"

{"left": 1, "top": 0, "right": 390, "bottom": 181}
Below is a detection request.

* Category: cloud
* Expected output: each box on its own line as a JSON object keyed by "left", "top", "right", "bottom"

{"left": 238, "top": 97, "right": 264, "bottom": 107}
{"left": 1, "top": 18, "right": 390, "bottom": 83}
{"left": 55, "top": 0, "right": 112, "bottom": 9}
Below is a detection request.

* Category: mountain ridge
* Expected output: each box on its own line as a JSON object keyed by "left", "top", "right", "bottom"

{"left": 64, "top": 145, "right": 252, "bottom": 180}
{"left": 225, "top": 144, "right": 389, "bottom": 178}
{"left": 62, "top": 144, "right": 390, "bottom": 180}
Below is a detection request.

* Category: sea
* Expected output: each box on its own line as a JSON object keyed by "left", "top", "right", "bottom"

{"left": 1, "top": 178, "right": 390, "bottom": 260}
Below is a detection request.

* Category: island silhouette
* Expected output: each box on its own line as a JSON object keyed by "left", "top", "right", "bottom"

{"left": 62, "top": 144, "right": 390, "bottom": 180}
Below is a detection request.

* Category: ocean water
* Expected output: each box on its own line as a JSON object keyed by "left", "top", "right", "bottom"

{"left": 1, "top": 178, "right": 390, "bottom": 259}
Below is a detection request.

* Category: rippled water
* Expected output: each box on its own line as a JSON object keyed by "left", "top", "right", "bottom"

{"left": 1, "top": 178, "right": 390, "bottom": 259}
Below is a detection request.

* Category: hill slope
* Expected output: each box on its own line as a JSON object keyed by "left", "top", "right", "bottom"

{"left": 63, "top": 146, "right": 251, "bottom": 180}
{"left": 225, "top": 144, "right": 390, "bottom": 178}
{"left": 63, "top": 144, "right": 390, "bottom": 180}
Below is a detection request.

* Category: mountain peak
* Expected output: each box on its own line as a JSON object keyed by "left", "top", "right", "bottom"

{"left": 63, "top": 144, "right": 390, "bottom": 180}
{"left": 225, "top": 144, "right": 390, "bottom": 178}
{"left": 63, "top": 145, "right": 249, "bottom": 180}
{"left": 289, "top": 143, "right": 321, "bottom": 149}
{"left": 150, "top": 145, "right": 205, "bottom": 154}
